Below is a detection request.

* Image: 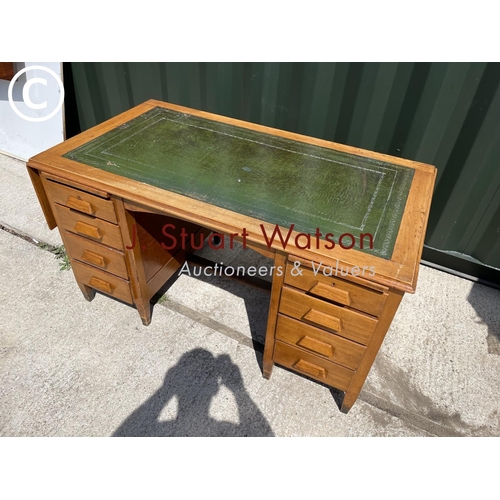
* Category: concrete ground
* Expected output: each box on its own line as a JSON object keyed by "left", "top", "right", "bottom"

{"left": 1, "top": 152, "right": 499, "bottom": 437}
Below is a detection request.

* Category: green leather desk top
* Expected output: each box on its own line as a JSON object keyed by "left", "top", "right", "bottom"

{"left": 64, "top": 107, "right": 414, "bottom": 259}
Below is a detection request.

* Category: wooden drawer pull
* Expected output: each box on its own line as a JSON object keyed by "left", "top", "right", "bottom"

{"left": 297, "top": 335, "right": 334, "bottom": 358}
{"left": 309, "top": 281, "right": 351, "bottom": 306}
{"left": 303, "top": 308, "right": 342, "bottom": 332}
{"left": 293, "top": 359, "right": 326, "bottom": 379}
{"left": 67, "top": 196, "right": 95, "bottom": 215}
{"left": 81, "top": 250, "right": 107, "bottom": 268}
{"left": 89, "top": 276, "right": 114, "bottom": 294}
{"left": 74, "top": 221, "right": 102, "bottom": 240}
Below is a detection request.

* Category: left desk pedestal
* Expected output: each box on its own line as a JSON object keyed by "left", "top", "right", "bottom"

{"left": 29, "top": 167, "right": 200, "bottom": 326}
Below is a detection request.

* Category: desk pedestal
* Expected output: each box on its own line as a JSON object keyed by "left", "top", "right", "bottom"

{"left": 263, "top": 253, "right": 404, "bottom": 413}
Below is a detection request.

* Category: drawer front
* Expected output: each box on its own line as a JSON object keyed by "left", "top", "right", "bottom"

{"left": 275, "top": 314, "right": 365, "bottom": 370}
{"left": 64, "top": 231, "right": 128, "bottom": 279}
{"left": 54, "top": 204, "right": 124, "bottom": 250}
{"left": 273, "top": 340, "right": 354, "bottom": 391}
{"left": 71, "top": 260, "right": 133, "bottom": 304}
{"left": 45, "top": 178, "right": 117, "bottom": 223}
{"left": 285, "top": 261, "right": 387, "bottom": 316}
{"left": 279, "top": 286, "right": 378, "bottom": 345}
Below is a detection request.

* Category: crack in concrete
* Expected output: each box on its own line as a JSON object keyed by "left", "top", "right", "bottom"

{"left": 159, "top": 297, "right": 264, "bottom": 354}
{"left": 0, "top": 223, "right": 59, "bottom": 254}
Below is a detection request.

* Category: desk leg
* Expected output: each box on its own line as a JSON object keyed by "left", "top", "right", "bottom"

{"left": 138, "top": 303, "right": 152, "bottom": 326}
{"left": 78, "top": 282, "right": 96, "bottom": 302}
{"left": 340, "top": 289, "right": 404, "bottom": 413}
{"left": 263, "top": 252, "right": 286, "bottom": 379}
{"left": 114, "top": 198, "right": 153, "bottom": 327}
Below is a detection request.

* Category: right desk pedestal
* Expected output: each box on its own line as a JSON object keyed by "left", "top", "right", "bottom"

{"left": 263, "top": 253, "right": 404, "bottom": 414}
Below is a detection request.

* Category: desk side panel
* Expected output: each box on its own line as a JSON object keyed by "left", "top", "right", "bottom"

{"left": 263, "top": 252, "right": 287, "bottom": 379}
{"left": 340, "top": 288, "right": 404, "bottom": 413}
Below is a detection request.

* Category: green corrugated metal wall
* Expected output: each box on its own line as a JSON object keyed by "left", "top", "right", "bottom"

{"left": 68, "top": 62, "right": 500, "bottom": 281}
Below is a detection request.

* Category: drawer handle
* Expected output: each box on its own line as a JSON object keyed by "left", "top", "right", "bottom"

{"left": 81, "top": 250, "right": 107, "bottom": 268}
{"left": 293, "top": 358, "right": 326, "bottom": 379}
{"left": 89, "top": 277, "right": 114, "bottom": 294}
{"left": 303, "top": 308, "right": 342, "bottom": 332}
{"left": 309, "top": 281, "right": 351, "bottom": 306}
{"left": 67, "top": 196, "right": 95, "bottom": 215}
{"left": 74, "top": 221, "right": 102, "bottom": 240}
{"left": 297, "top": 335, "right": 334, "bottom": 358}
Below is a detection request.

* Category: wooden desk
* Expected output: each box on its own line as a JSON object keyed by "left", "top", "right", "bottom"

{"left": 27, "top": 100, "right": 436, "bottom": 413}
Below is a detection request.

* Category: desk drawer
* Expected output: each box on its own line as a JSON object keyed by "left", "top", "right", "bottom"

{"left": 279, "top": 287, "right": 377, "bottom": 345}
{"left": 64, "top": 231, "right": 128, "bottom": 279}
{"left": 44, "top": 178, "right": 117, "bottom": 223}
{"left": 54, "top": 204, "right": 124, "bottom": 250}
{"left": 273, "top": 340, "right": 354, "bottom": 391}
{"left": 285, "top": 261, "right": 387, "bottom": 317}
{"left": 71, "top": 260, "right": 133, "bottom": 304}
{"left": 275, "top": 314, "right": 365, "bottom": 370}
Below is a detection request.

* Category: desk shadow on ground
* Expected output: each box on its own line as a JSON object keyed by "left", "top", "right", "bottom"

{"left": 113, "top": 348, "right": 275, "bottom": 436}
{"left": 467, "top": 282, "right": 500, "bottom": 356}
